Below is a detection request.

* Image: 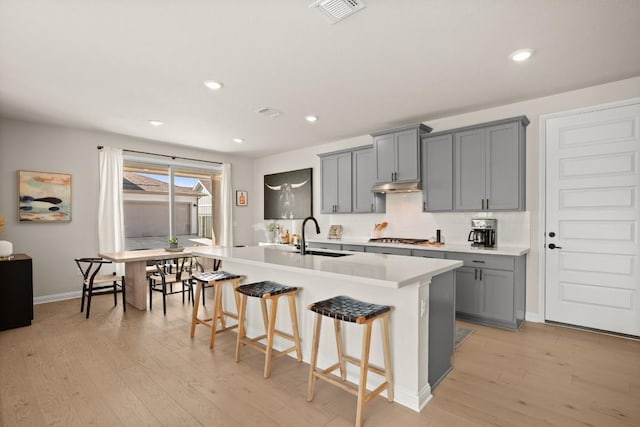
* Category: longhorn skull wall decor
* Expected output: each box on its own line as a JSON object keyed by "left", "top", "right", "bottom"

{"left": 264, "top": 168, "right": 312, "bottom": 220}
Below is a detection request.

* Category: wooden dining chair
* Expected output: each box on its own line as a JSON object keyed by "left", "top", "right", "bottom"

{"left": 75, "top": 257, "right": 126, "bottom": 318}
{"left": 148, "top": 256, "right": 194, "bottom": 315}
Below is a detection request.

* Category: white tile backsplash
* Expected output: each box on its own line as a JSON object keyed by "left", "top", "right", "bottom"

{"left": 320, "top": 192, "right": 530, "bottom": 247}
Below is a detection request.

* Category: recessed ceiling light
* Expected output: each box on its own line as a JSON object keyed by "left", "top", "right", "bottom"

{"left": 148, "top": 120, "right": 164, "bottom": 127}
{"left": 232, "top": 137, "right": 244, "bottom": 144}
{"left": 305, "top": 115, "right": 319, "bottom": 123}
{"left": 203, "top": 80, "right": 224, "bottom": 90}
{"left": 510, "top": 48, "right": 535, "bottom": 62}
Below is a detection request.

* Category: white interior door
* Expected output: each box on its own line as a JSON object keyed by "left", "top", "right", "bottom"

{"left": 545, "top": 101, "right": 640, "bottom": 336}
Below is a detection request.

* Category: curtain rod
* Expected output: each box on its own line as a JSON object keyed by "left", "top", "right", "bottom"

{"left": 96, "top": 146, "right": 223, "bottom": 166}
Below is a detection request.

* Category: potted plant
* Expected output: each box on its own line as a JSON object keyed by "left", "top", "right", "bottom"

{"left": 266, "top": 221, "right": 277, "bottom": 243}
{"left": 168, "top": 237, "right": 179, "bottom": 249}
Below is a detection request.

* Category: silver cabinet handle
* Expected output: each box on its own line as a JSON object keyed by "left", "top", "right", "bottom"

{"left": 481, "top": 199, "right": 485, "bottom": 210}
{"left": 391, "top": 172, "right": 394, "bottom": 181}
{"left": 474, "top": 268, "right": 478, "bottom": 280}
{"left": 479, "top": 269, "right": 483, "bottom": 280}
{"left": 472, "top": 260, "right": 485, "bottom": 263}
{"left": 486, "top": 199, "right": 489, "bottom": 210}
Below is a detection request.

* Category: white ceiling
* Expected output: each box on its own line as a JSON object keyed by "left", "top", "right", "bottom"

{"left": 1, "top": 0, "right": 639, "bottom": 158}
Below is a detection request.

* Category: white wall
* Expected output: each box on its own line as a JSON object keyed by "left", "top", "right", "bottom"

{"left": 253, "top": 76, "right": 640, "bottom": 320}
{"left": 0, "top": 118, "right": 254, "bottom": 299}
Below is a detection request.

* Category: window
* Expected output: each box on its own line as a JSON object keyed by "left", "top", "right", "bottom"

{"left": 122, "top": 159, "right": 220, "bottom": 250}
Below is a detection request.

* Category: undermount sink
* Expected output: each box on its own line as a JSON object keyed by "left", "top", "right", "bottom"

{"left": 296, "top": 250, "right": 353, "bottom": 258}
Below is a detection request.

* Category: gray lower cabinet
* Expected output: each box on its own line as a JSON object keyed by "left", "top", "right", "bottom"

{"left": 364, "top": 246, "right": 412, "bottom": 256}
{"left": 453, "top": 117, "right": 528, "bottom": 211}
{"left": 320, "top": 152, "right": 352, "bottom": 213}
{"left": 308, "top": 242, "right": 342, "bottom": 250}
{"left": 411, "top": 249, "right": 445, "bottom": 259}
{"left": 446, "top": 252, "right": 525, "bottom": 329}
{"left": 341, "top": 244, "right": 365, "bottom": 252}
{"left": 422, "top": 134, "right": 453, "bottom": 212}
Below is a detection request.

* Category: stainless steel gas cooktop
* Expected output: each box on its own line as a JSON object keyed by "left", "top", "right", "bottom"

{"left": 367, "top": 237, "right": 429, "bottom": 245}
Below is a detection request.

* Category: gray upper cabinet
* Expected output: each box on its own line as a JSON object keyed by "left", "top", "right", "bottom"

{"left": 453, "top": 117, "right": 528, "bottom": 211}
{"left": 352, "top": 147, "right": 385, "bottom": 213}
{"left": 422, "top": 133, "right": 453, "bottom": 212}
{"left": 372, "top": 124, "right": 432, "bottom": 183}
{"left": 319, "top": 145, "right": 385, "bottom": 214}
{"left": 320, "top": 152, "right": 352, "bottom": 214}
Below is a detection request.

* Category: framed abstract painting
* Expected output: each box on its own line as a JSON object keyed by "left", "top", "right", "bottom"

{"left": 18, "top": 170, "right": 72, "bottom": 222}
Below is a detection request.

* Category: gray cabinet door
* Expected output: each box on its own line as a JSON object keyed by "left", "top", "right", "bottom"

{"left": 364, "top": 246, "right": 412, "bottom": 256}
{"left": 411, "top": 249, "right": 445, "bottom": 259}
{"left": 320, "top": 152, "right": 352, "bottom": 213}
{"left": 454, "top": 128, "right": 485, "bottom": 211}
{"left": 455, "top": 266, "right": 478, "bottom": 315}
{"left": 485, "top": 122, "right": 521, "bottom": 210}
{"left": 396, "top": 128, "right": 420, "bottom": 182}
{"left": 336, "top": 152, "right": 352, "bottom": 213}
{"left": 374, "top": 133, "right": 396, "bottom": 183}
{"left": 320, "top": 155, "right": 338, "bottom": 214}
{"left": 479, "top": 269, "right": 515, "bottom": 322}
{"left": 422, "top": 134, "right": 453, "bottom": 211}
{"left": 353, "top": 148, "right": 385, "bottom": 213}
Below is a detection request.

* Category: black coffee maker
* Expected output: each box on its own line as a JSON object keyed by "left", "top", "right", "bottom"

{"left": 467, "top": 218, "right": 497, "bottom": 248}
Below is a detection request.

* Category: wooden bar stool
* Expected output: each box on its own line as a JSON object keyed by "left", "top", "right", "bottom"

{"left": 307, "top": 295, "right": 393, "bottom": 427}
{"left": 235, "top": 281, "right": 302, "bottom": 378}
{"left": 190, "top": 271, "right": 245, "bottom": 349}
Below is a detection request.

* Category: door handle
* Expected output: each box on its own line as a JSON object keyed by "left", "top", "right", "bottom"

{"left": 548, "top": 243, "right": 562, "bottom": 249}
{"left": 479, "top": 269, "right": 482, "bottom": 280}
{"left": 371, "top": 203, "right": 374, "bottom": 212}
{"left": 481, "top": 199, "right": 485, "bottom": 210}
{"left": 486, "top": 199, "right": 489, "bottom": 210}
{"left": 548, "top": 232, "right": 556, "bottom": 237}
{"left": 474, "top": 268, "right": 478, "bottom": 280}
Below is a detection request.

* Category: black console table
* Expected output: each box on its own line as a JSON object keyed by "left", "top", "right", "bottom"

{"left": 0, "top": 253, "right": 33, "bottom": 331}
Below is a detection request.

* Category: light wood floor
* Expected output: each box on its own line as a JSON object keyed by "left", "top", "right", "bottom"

{"left": 1, "top": 294, "right": 639, "bottom": 427}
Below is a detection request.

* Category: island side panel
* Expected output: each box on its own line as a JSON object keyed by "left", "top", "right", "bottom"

{"left": 218, "top": 259, "right": 429, "bottom": 412}
{"left": 427, "top": 270, "right": 455, "bottom": 390}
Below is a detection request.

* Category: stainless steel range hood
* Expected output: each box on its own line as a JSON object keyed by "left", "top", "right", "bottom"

{"left": 371, "top": 181, "right": 422, "bottom": 193}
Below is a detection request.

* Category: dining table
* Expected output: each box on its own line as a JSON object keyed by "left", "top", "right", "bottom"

{"left": 99, "top": 246, "right": 210, "bottom": 310}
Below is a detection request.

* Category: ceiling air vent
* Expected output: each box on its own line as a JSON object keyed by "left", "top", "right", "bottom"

{"left": 255, "top": 107, "right": 283, "bottom": 118}
{"left": 310, "top": 0, "right": 366, "bottom": 24}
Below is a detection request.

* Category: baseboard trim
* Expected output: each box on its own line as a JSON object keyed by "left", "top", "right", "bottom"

{"left": 33, "top": 291, "right": 81, "bottom": 305}
{"left": 525, "top": 312, "right": 542, "bottom": 323}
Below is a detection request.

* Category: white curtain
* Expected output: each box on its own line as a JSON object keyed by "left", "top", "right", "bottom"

{"left": 98, "top": 147, "right": 125, "bottom": 264}
{"left": 220, "top": 163, "right": 234, "bottom": 247}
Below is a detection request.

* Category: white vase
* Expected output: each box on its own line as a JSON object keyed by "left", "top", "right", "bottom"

{"left": 0, "top": 240, "right": 13, "bottom": 257}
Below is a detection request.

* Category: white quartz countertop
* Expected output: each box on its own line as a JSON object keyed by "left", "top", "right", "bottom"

{"left": 193, "top": 245, "right": 462, "bottom": 288}
{"left": 307, "top": 237, "right": 530, "bottom": 256}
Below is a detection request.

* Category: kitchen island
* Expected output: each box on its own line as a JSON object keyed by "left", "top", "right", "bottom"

{"left": 193, "top": 245, "right": 462, "bottom": 412}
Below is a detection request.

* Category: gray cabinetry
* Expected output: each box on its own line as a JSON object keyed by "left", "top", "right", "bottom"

{"left": 411, "top": 249, "right": 445, "bottom": 259}
{"left": 319, "top": 146, "right": 385, "bottom": 214}
{"left": 308, "top": 242, "right": 341, "bottom": 250}
{"left": 453, "top": 117, "right": 528, "bottom": 211}
{"left": 446, "top": 251, "right": 525, "bottom": 329}
{"left": 422, "top": 133, "right": 453, "bottom": 212}
{"left": 372, "top": 124, "right": 432, "bottom": 184}
{"left": 365, "top": 246, "right": 412, "bottom": 256}
{"left": 320, "top": 152, "right": 352, "bottom": 214}
{"left": 352, "top": 147, "right": 385, "bottom": 213}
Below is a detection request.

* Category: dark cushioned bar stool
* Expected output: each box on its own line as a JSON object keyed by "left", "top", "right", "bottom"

{"left": 190, "top": 271, "right": 245, "bottom": 349}
{"left": 235, "top": 281, "right": 302, "bottom": 378}
{"left": 307, "top": 295, "right": 393, "bottom": 427}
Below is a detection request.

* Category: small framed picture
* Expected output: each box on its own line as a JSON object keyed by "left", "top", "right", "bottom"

{"left": 236, "top": 190, "right": 248, "bottom": 206}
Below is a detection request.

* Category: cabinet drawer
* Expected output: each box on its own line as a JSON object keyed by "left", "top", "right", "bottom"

{"left": 411, "top": 249, "right": 445, "bottom": 259}
{"left": 445, "top": 252, "right": 514, "bottom": 271}
{"left": 365, "top": 246, "right": 412, "bottom": 256}
{"left": 309, "top": 242, "right": 341, "bottom": 250}
{"left": 342, "top": 244, "right": 365, "bottom": 252}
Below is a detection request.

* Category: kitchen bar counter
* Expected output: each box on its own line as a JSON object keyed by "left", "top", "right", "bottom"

{"left": 193, "top": 245, "right": 462, "bottom": 412}
{"left": 307, "top": 237, "right": 530, "bottom": 257}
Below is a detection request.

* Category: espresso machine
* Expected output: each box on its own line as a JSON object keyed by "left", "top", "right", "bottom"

{"left": 468, "top": 218, "right": 497, "bottom": 248}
